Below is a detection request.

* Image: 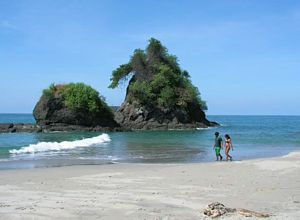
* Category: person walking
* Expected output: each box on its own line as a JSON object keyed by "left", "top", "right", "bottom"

{"left": 224, "top": 134, "right": 234, "bottom": 161}
{"left": 214, "top": 132, "right": 223, "bottom": 161}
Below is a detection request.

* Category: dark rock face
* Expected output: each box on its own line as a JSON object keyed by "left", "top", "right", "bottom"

{"left": 33, "top": 95, "right": 118, "bottom": 128}
{"left": 0, "top": 123, "right": 39, "bottom": 133}
{"left": 115, "top": 102, "right": 217, "bottom": 130}
{"left": 0, "top": 123, "right": 125, "bottom": 133}
{"left": 113, "top": 74, "right": 218, "bottom": 130}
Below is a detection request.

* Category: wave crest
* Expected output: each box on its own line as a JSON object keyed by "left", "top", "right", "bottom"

{"left": 9, "top": 134, "right": 111, "bottom": 154}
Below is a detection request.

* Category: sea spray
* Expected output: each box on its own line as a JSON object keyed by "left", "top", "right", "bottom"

{"left": 9, "top": 134, "right": 111, "bottom": 154}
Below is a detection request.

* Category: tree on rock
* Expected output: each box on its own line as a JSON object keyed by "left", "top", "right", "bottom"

{"left": 33, "top": 83, "right": 117, "bottom": 127}
{"left": 109, "top": 38, "right": 207, "bottom": 110}
{"left": 109, "top": 38, "right": 214, "bottom": 130}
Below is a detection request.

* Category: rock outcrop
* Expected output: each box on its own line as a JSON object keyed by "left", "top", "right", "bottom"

{"left": 0, "top": 123, "right": 123, "bottom": 133}
{"left": 33, "top": 83, "right": 119, "bottom": 129}
{"left": 109, "top": 38, "right": 218, "bottom": 130}
{"left": 33, "top": 95, "right": 118, "bottom": 128}
{"left": 115, "top": 102, "right": 217, "bottom": 130}
{"left": 0, "top": 123, "right": 38, "bottom": 133}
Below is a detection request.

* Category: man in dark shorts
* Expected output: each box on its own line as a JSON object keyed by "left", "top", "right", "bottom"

{"left": 214, "top": 132, "right": 223, "bottom": 161}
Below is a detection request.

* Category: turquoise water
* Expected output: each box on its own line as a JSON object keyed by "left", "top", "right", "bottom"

{"left": 0, "top": 114, "right": 299, "bottom": 169}
{"left": 0, "top": 113, "right": 35, "bottom": 124}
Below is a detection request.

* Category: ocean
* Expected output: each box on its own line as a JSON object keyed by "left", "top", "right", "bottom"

{"left": 0, "top": 114, "right": 299, "bottom": 169}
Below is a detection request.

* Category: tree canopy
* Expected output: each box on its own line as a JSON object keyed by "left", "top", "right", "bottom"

{"left": 43, "top": 83, "right": 113, "bottom": 116}
{"left": 109, "top": 38, "right": 207, "bottom": 110}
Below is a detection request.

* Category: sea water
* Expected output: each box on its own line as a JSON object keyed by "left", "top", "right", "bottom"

{"left": 0, "top": 114, "right": 299, "bottom": 169}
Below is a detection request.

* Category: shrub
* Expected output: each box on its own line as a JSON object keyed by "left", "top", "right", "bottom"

{"left": 42, "top": 83, "right": 56, "bottom": 99}
{"left": 129, "top": 81, "right": 154, "bottom": 105}
{"left": 43, "top": 83, "right": 113, "bottom": 116}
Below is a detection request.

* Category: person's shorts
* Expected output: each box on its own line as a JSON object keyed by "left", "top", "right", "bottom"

{"left": 215, "top": 147, "right": 221, "bottom": 155}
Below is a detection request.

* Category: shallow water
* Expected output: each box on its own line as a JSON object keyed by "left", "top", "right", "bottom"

{"left": 0, "top": 114, "right": 299, "bottom": 169}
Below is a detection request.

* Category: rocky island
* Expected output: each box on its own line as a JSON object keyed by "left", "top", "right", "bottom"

{"left": 32, "top": 83, "right": 120, "bottom": 132}
{"left": 110, "top": 38, "right": 217, "bottom": 130}
{"left": 0, "top": 83, "right": 120, "bottom": 133}
{"left": 0, "top": 38, "right": 217, "bottom": 133}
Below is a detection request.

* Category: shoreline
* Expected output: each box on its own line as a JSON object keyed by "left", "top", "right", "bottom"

{"left": 0, "top": 152, "right": 299, "bottom": 219}
{"left": 0, "top": 148, "right": 298, "bottom": 171}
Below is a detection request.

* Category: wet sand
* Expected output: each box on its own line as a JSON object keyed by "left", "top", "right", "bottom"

{"left": 0, "top": 152, "right": 300, "bottom": 219}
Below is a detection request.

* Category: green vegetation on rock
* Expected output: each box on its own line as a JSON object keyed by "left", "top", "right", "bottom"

{"left": 109, "top": 38, "right": 207, "bottom": 110}
{"left": 42, "top": 83, "right": 56, "bottom": 99}
{"left": 43, "top": 83, "right": 113, "bottom": 116}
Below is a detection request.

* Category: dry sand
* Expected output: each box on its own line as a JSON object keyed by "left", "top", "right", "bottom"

{"left": 0, "top": 152, "right": 300, "bottom": 219}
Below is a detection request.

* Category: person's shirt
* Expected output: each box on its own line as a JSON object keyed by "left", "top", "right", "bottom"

{"left": 215, "top": 136, "right": 222, "bottom": 148}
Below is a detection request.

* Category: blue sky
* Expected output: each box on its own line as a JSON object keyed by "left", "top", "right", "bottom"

{"left": 0, "top": 0, "right": 299, "bottom": 115}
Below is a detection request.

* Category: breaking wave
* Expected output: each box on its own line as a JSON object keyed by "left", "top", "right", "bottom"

{"left": 9, "top": 134, "right": 111, "bottom": 154}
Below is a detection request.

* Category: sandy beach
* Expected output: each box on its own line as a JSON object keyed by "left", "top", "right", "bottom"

{"left": 0, "top": 152, "right": 300, "bottom": 220}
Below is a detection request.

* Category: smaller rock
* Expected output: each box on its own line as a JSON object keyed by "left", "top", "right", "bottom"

{"left": 10, "top": 127, "right": 17, "bottom": 133}
{"left": 203, "top": 202, "right": 270, "bottom": 219}
{"left": 203, "top": 202, "right": 236, "bottom": 218}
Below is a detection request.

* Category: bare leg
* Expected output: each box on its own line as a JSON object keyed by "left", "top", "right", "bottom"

{"left": 225, "top": 147, "right": 229, "bottom": 161}
{"left": 226, "top": 147, "right": 232, "bottom": 161}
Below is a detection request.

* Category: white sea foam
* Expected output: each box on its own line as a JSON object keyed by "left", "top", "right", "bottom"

{"left": 196, "top": 127, "right": 212, "bottom": 130}
{"left": 9, "top": 134, "right": 111, "bottom": 154}
{"left": 282, "top": 151, "right": 300, "bottom": 159}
